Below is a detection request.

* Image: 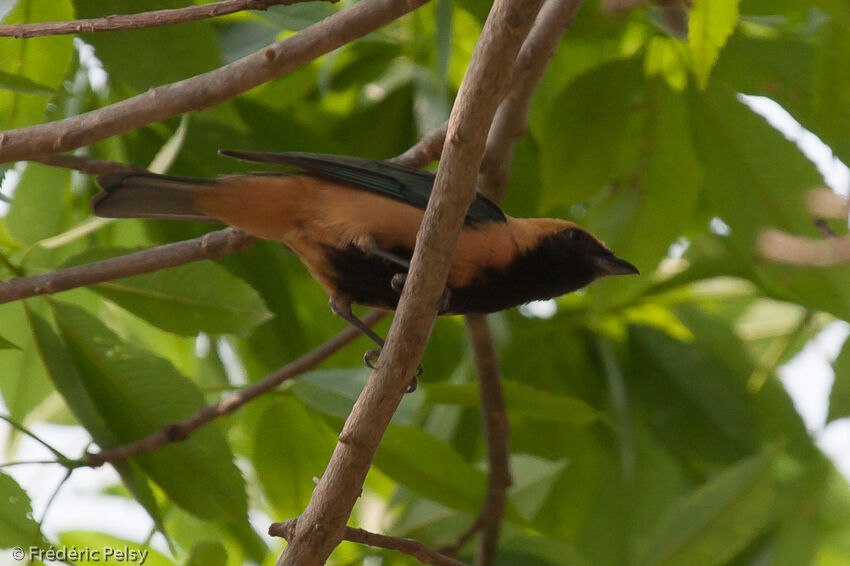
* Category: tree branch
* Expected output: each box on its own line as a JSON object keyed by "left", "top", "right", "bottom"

{"left": 270, "top": 519, "right": 467, "bottom": 566}
{"left": 758, "top": 188, "right": 850, "bottom": 267}
{"left": 0, "top": 228, "right": 258, "bottom": 304}
{"left": 85, "top": 309, "right": 386, "bottom": 468}
{"left": 444, "top": 3, "right": 583, "bottom": 562}
{"left": 462, "top": 316, "right": 511, "bottom": 565}
{"left": 0, "top": 0, "right": 430, "bottom": 164}
{"left": 479, "top": 0, "right": 584, "bottom": 203}
{"left": 388, "top": 122, "right": 448, "bottom": 169}
{"left": 276, "top": 0, "right": 545, "bottom": 563}
{"left": 758, "top": 229, "right": 850, "bottom": 267}
{"left": 0, "top": 0, "right": 320, "bottom": 39}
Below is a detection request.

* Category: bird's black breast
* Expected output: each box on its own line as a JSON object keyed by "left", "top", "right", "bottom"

{"left": 324, "top": 232, "right": 599, "bottom": 314}
{"left": 323, "top": 244, "right": 411, "bottom": 309}
{"left": 446, "top": 233, "right": 598, "bottom": 314}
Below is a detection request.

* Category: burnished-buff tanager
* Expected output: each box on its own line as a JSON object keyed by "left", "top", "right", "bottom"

{"left": 91, "top": 151, "right": 638, "bottom": 372}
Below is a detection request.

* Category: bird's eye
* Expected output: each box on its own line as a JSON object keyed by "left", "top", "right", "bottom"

{"left": 567, "top": 228, "right": 584, "bottom": 241}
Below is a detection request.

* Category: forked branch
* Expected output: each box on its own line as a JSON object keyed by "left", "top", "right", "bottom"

{"left": 276, "top": 0, "right": 546, "bottom": 563}
{"left": 270, "top": 519, "right": 467, "bottom": 566}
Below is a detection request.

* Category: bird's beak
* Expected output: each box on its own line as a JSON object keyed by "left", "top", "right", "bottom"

{"left": 595, "top": 254, "right": 640, "bottom": 276}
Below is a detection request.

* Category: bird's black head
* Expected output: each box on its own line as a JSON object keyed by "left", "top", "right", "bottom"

{"left": 562, "top": 225, "right": 638, "bottom": 276}
{"left": 527, "top": 224, "right": 639, "bottom": 298}
{"left": 443, "top": 220, "right": 639, "bottom": 314}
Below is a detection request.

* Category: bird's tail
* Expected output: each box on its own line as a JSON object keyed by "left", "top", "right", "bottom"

{"left": 91, "top": 172, "right": 219, "bottom": 222}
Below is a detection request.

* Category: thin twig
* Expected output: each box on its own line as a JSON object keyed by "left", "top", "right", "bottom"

{"left": 462, "top": 316, "right": 511, "bottom": 565}
{"left": 86, "top": 310, "right": 386, "bottom": 467}
{"left": 0, "top": 0, "right": 323, "bottom": 39}
{"left": 0, "top": 459, "right": 63, "bottom": 468}
{"left": 0, "top": 0, "right": 430, "bottom": 164}
{"left": 814, "top": 218, "right": 839, "bottom": 238}
{"left": 758, "top": 229, "right": 850, "bottom": 267}
{"left": 479, "top": 0, "right": 584, "bottom": 203}
{"left": 276, "top": 0, "right": 545, "bottom": 564}
{"left": 388, "top": 122, "right": 448, "bottom": 169}
{"left": 34, "top": 154, "right": 147, "bottom": 175}
{"left": 40, "top": 469, "right": 73, "bottom": 525}
{"left": 270, "top": 519, "right": 467, "bottom": 566}
{"left": 0, "top": 228, "right": 259, "bottom": 305}
{"left": 440, "top": 518, "right": 483, "bottom": 558}
{"left": 0, "top": 415, "right": 67, "bottom": 461}
{"left": 758, "top": 189, "right": 850, "bottom": 267}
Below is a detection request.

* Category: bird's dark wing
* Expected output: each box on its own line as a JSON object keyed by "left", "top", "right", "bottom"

{"left": 218, "top": 150, "right": 507, "bottom": 225}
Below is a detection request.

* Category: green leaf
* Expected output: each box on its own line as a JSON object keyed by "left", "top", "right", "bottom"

{"left": 585, "top": 80, "right": 702, "bottom": 308}
{"left": 0, "top": 471, "right": 42, "bottom": 549}
{"left": 0, "top": 0, "right": 74, "bottom": 129}
{"left": 51, "top": 301, "right": 250, "bottom": 522}
{"left": 58, "top": 532, "right": 174, "bottom": 566}
{"left": 6, "top": 163, "right": 70, "bottom": 245}
{"left": 217, "top": 242, "right": 311, "bottom": 368}
{"left": 65, "top": 247, "right": 272, "bottom": 336}
{"left": 0, "top": 218, "right": 19, "bottom": 249}
{"left": 0, "top": 70, "right": 54, "bottom": 94}
{"left": 635, "top": 448, "right": 778, "bottom": 566}
{"left": 163, "top": 506, "right": 266, "bottom": 565}
{"left": 828, "top": 337, "right": 850, "bottom": 422}
{"left": 689, "top": 78, "right": 819, "bottom": 244}
{"left": 712, "top": 31, "right": 850, "bottom": 168}
{"left": 0, "top": 334, "right": 19, "bottom": 350}
{"left": 812, "top": 23, "right": 850, "bottom": 167}
{"left": 75, "top": 0, "right": 220, "bottom": 91}
{"left": 629, "top": 324, "right": 758, "bottom": 465}
{"left": 149, "top": 113, "right": 190, "bottom": 173}
{"left": 672, "top": 305, "right": 819, "bottom": 463}
{"left": 184, "top": 542, "right": 228, "bottom": 566}
{"left": 500, "top": 533, "right": 591, "bottom": 566}
{"left": 772, "top": 508, "right": 819, "bottom": 566}
{"left": 26, "top": 303, "right": 114, "bottom": 441}
{"left": 688, "top": 0, "right": 740, "bottom": 88}
{"left": 253, "top": 396, "right": 336, "bottom": 516}
{"left": 26, "top": 304, "right": 167, "bottom": 531}
{"left": 292, "top": 369, "right": 421, "bottom": 424}
{"left": 258, "top": 2, "right": 338, "bottom": 31}
{"left": 424, "top": 380, "right": 602, "bottom": 426}
{"left": 374, "top": 424, "right": 488, "bottom": 516}
{"left": 0, "top": 302, "right": 53, "bottom": 422}
{"left": 509, "top": 455, "right": 569, "bottom": 522}
{"left": 535, "top": 59, "right": 645, "bottom": 210}
{"left": 689, "top": 82, "right": 850, "bottom": 319}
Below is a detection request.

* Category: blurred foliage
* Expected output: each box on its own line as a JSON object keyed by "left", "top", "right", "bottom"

{"left": 0, "top": 0, "right": 849, "bottom": 565}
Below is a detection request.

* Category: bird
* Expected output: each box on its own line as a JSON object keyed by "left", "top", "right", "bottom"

{"left": 91, "top": 150, "right": 639, "bottom": 384}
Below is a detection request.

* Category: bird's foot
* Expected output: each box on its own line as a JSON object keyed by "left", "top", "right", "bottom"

{"left": 364, "top": 349, "right": 381, "bottom": 369}
{"left": 390, "top": 273, "right": 406, "bottom": 294}
{"left": 391, "top": 273, "right": 452, "bottom": 314}
{"left": 363, "top": 348, "right": 421, "bottom": 393}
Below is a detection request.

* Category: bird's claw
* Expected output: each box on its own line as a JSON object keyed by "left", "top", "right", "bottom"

{"left": 362, "top": 348, "right": 422, "bottom": 393}
{"left": 391, "top": 273, "right": 452, "bottom": 314}
{"left": 364, "top": 349, "right": 380, "bottom": 369}
{"left": 391, "top": 273, "right": 406, "bottom": 294}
